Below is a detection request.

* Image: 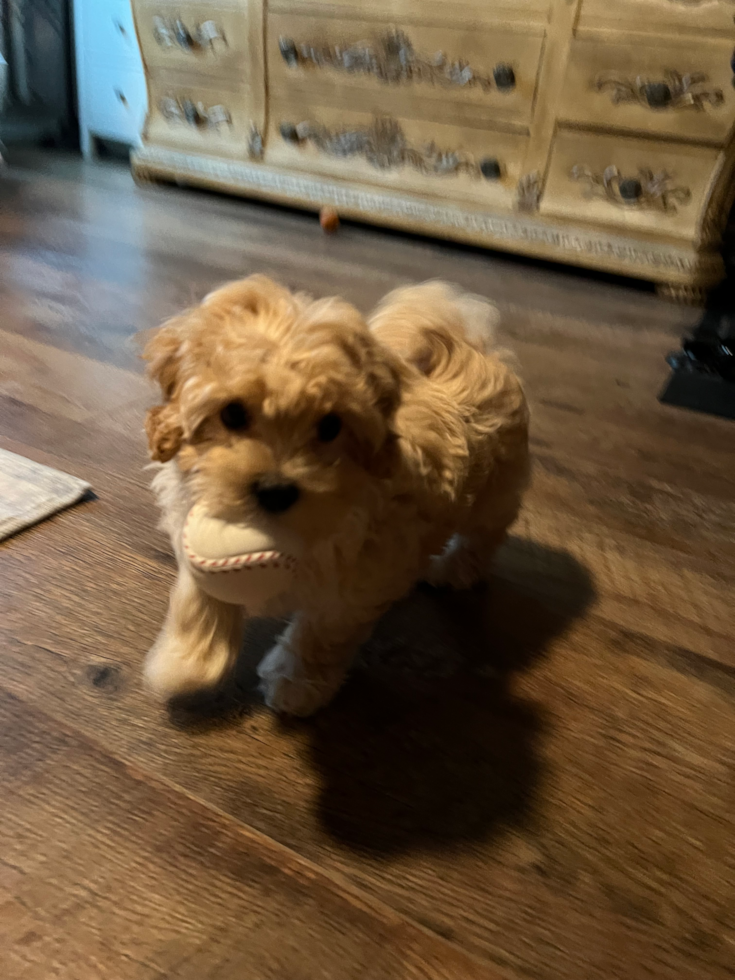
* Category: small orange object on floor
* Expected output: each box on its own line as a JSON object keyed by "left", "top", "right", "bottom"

{"left": 319, "top": 206, "right": 340, "bottom": 234}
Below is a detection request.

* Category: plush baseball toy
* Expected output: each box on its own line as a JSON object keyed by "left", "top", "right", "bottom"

{"left": 182, "top": 505, "right": 298, "bottom": 614}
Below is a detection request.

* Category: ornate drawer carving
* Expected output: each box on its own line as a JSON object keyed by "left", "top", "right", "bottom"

{"left": 559, "top": 38, "right": 734, "bottom": 145}
{"left": 277, "top": 116, "right": 507, "bottom": 180}
{"left": 578, "top": 0, "right": 735, "bottom": 37}
{"left": 277, "top": 31, "right": 513, "bottom": 94}
{"left": 265, "top": 100, "right": 530, "bottom": 210}
{"left": 145, "top": 74, "right": 258, "bottom": 158}
{"left": 541, "top": 131, "right": 719, "bottom": 241}
{"left": 595, "top": 72, "right": 723, "bottom": 113}
{"left": 135, "top": 1, "right": 250, "bottom": 81}
{"left": 570, "top": 165, "right": 692, "bottom": 213}
{"left": 268, "top": 14, "right": 544, "bottom": 128}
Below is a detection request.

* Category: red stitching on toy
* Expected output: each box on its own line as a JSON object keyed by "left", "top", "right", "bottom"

{"left": 182, "top": 510, "right": 297, "bottom": 574}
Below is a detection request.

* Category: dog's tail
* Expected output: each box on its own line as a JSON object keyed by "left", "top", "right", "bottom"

{"left": 369, "top": 281, "right": 502, "bottom": 381}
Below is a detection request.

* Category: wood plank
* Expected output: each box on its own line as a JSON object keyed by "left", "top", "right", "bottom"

{"left": 0, "top": 328, "right": 149, "bottom": 422}
{"left": 0, "top": 689, "right": 502, "bottom": 980}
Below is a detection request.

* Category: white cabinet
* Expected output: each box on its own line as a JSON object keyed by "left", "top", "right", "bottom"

{"left": 73, "top": 0, "right": 147, "bottom": 157}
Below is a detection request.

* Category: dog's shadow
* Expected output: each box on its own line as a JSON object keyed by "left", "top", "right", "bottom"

{"left": 171, "top": 536, "right": 595, "bottom": 856}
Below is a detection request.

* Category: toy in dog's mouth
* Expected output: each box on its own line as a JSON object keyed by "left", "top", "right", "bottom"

{"left": 183, "top": 504, "right": 298, "bottom": 614}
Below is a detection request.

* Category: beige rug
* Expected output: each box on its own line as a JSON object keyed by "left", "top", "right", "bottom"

{"left": 0, "top": 448, "right": 91, "bottom": 542}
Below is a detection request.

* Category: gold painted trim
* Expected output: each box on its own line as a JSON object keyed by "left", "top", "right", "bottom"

{"left": 131, "top": 146, "right": 720, "bottom": 284}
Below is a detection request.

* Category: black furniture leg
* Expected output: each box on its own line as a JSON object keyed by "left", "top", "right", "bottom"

{"left": 659, "top": 226, "right": 735, "bottom": 422}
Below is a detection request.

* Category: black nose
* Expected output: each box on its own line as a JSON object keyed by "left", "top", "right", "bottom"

{"left": 252, "top": 478, "right": 300, "bottom": 514}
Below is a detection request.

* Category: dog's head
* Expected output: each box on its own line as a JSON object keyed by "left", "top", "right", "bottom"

{"left": 144, "top": 276, "right": 402, "bottom": 543}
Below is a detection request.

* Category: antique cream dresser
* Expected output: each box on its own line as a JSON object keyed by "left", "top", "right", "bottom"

{"left": 130, "top": 0, "right": 735, "bottom": 300}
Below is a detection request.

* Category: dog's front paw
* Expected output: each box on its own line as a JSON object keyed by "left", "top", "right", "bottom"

{"left": 257, "top": 641, "right": 345, "bottom": 717}
{"left": 144, "top": 629, "right": 233, "bottom": 700}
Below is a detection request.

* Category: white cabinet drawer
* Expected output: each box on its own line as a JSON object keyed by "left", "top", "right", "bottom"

{"left": 85, "top": 63, "right": 148, "bottom": 143}
{"left": 78, "top": 0, "right": 142, "bottom": 68}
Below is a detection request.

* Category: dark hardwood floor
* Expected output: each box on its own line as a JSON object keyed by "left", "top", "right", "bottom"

{"left": 1, "top": 150, "right": 734, "bottom": 980}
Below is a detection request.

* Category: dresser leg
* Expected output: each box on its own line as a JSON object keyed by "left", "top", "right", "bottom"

{"left": 132, "top": 163, "right": 159, "bottom": 188}
{"left": 656, "top": 283, "right": 708, "bottom": 307}
{"left": 80, "top": 129, "right": 95, "bottom": 160}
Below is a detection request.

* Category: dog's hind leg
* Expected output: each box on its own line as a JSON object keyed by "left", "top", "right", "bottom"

{"left": 424, "top": 526, "right": 509, "bottom": 590}
{"left": 425, "top": 452, "right": 529, "bottom": 590}
{"left": 257, "top": 613, "right": 370, "bottom": 716}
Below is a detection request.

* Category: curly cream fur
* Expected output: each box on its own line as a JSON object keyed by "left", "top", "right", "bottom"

{"left": 143, "top": 276, "right": 529, "bottom": 715}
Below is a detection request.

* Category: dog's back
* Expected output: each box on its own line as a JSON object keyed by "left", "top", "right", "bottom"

{"left": 369, "top": 281, "right": 525, "bottom": 433}
{"left": 369, "top": 281, "right": 498, "bottom": 377}
{"left": 369, "top": 281, "right": 528, "bottom": 524}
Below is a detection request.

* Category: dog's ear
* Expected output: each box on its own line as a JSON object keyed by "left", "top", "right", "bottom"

{"left": 144, "top": 404, "right": 184, "bottom": 463}
{"left": 360, "top": 426, "right": 400, "bottom": 480}
{"left": 144, "top": 316, "right": 184, "bottom": 398}
{"left": 367, "top": 354, "right": 402, "bottom": 421}
{"left": 348, "top": 350, "right": 404, "bottom": 479}
{"left": 143, "top": 316, "right": 187, "bottom": 462}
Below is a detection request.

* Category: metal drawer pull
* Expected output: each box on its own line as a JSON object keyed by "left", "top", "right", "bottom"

{"left": 205, "top": 104, "right": 232, "bottom": 126}
{"left": 152, "top": 16, "right": 173, "bottom": 47}
{"left": 571, "top": 165, "right": 691, "bottom": 212}
{"left": 197, "top": 21, "right": 225, "bottom": 46}
{"left": 279, "top": 116, "right": 504, "bottom": 180}
{"left": 174, "top": 19, "right": 193, "bottom": 50}
{"left": 516, "top": 172, "right": 542, "bottom": 212}
{"left": 595, "top": 70, "right": 724, "bottom": 111}
{"left": 248, "top": 125, "right": 264, "bottom": 159}
{"left": 152, "top": 16, "right": 226, "bottom": 51}
{"left": 278, "top": 30, "right": 515, "bottom": 93}
{"left": 159, "top": 98, "right": 232, "bottom": 128}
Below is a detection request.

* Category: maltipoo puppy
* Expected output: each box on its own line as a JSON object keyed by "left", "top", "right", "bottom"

{"left": 143, "top": 276, "right": 529, "bottom": 716}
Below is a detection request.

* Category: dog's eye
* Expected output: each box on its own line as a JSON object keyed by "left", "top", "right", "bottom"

{"left": 220, "top": 401, "right": 249, "bottom": 431}
{"left": 317, "top": 413, "right": 342, "bottom": 443}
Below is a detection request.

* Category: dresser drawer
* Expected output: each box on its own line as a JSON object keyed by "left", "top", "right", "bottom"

{"left": 578, "top": 0, "right": 734, "bottom": 37}
{"left": 540, "top": 131, "right": 719, "bottom": 241}
{"left": 135, "top": 1, "right": 250, "bottom": 82}
{"left": 265, "top": 97, "right": 529, "bottom": 210}
{"left": 144, "top": 73, "right": 255, "bottom": 157}
{"left": 78, "top": 0, "right": 142, "bottom": 68}
{"left": 268, "top": 14, "right": 544, "bottom": 129}
{"left": 86, "top": 62, "right": 148, "bottom": 143}
{"left": 269, "top": 0, "right": 550, "bottom": 29}
{"left": 559, "top": 37, "right": 733, "bottom": 145}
